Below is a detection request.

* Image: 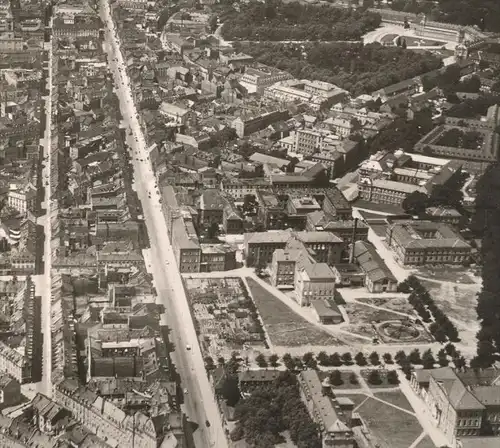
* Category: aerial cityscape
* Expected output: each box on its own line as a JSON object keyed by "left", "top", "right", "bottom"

{"left": 0, "top": 0, "right": 499, "bottom": 447}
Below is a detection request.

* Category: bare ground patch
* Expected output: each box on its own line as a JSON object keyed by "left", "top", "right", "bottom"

{"left": 245, "top": 277, "right": 346, "bottom": 347}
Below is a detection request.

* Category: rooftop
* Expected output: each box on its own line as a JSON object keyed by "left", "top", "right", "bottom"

{"left": 299, "top": 370, "right": 349, "bottom": 433}
{"left": 310, "top": 299, "right": 341, "bottom": 317}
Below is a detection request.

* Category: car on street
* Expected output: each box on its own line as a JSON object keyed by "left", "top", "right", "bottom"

{"left": 184, "top": 389, "right": 188, "bottom": 394}
{"left": 205, "top": 420, "right": 210, "bottom": 428}
{"left": 186, "top": 345, "right": 191, "bottom": 351}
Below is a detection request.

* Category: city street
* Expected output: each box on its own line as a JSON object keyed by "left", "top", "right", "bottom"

{"left": 32, "top": 25, "right": 54, "bottom": 399}
{"left": 99, "top": 1, "right": 228, "bottom": 447}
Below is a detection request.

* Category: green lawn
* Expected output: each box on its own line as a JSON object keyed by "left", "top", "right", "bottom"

{"left": 374, "top": 390, "right": 414, "bottom": 413}
{"left": 318, "top": 370, "right": 361, "bottom": 389}
{"left": 245, "top": 277, "right": 345, "bottom": 347}
{"left": 357, "top": 398, "right": 424, "bottom": 448}
{"left": 335, "top": 393, "right": 368, "bottom": 410}
{"left": 361, "top": 369, "right": 400, "bottom": 388}
{"left": 415, "top": 436, "right": 436, "bottom": 448}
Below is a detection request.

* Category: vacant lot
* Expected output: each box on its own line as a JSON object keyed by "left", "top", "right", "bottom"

{"left": 375, "top": 390, "right": 414, "bottom": 413}
{"left": 417, "top": 266, "right": 475, "bottom": 284}
{"left": 356, "top": 297, "right": 414, "bottom": 314}
{"left": 420, "top": 279, "right": 480, "bottom": 352}
{"left": 245, "top": 277, "right": 345, "bottom": 347}
{"left": 357, "top": 398, "right": 424, "bottom": 448}
{"left": 344, "top": 303, "right": 406, "bottom": 325}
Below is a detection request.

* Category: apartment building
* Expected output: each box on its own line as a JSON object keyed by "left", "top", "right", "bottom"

{"left": 220, "top": 177, "right": 271, "bottom": 199}
{"left": 170, "top": 213, "right": 201, "bottom": 273}
{"left": 7, "top": 185, "right": 36, "bottom": 214}
{"left": 239, "top": 65, "right": 293, "bottom": 94}
{"left": 200, "top": 244, "right": 237, "bottom": 272}
{"left": 53, "top": 15, "right": 101, "bottom": 39}
{"left": 294, "top": 128, "right": 339, "bottom": 156}
{"left": 54, "top": 379, "right": 183, "bottom": 448}
{"left": 386, "top": 221, "right": 471, "bottom": 266}
{"left": 306, "top": 214, "right": 369, "bottom": 243}
{"left": 117, "top": 0, "right": 147, "bottom": 9}
{"left": 256, "top": 190, "right": 286, "bottom": 230}
{"left": 0, "top": 342, "right": 29, "bottom": 383}
{"left": 159, "top": 102, "right": 193, "bottom": 125}
{"left": 411, "top": 367, "right": 500, "bottom": 446}
{"left": 357, "top": 177, "right": 424, "bottom": 206}
{"left": 298, "top": 370, "right": 355, "bottom": 447}
{"left": 245, "top": 230, "right": 344, "bottom": 267}
{"left": 231, "top": 109, "right": 290, "bottom": 138}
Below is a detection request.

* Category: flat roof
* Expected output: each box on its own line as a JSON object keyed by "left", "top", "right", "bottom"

{"left": 311, "top": 299, "right": 341, "bottom": 317}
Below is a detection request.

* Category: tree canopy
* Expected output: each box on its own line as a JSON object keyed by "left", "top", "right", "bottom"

{"left": 221, "top": 0, "right": 381, "bottom": 42}
{"left": 390, "top": 0, "right": 500, "bottom": 32}
{"left": 231, "top": 371, "right": 322, "bottom": 448}
{"left": 235, "top": 41, "right": 442, "bottom": 96}
{"left": 471, "top": 163, "right": 500, "bottom": 366}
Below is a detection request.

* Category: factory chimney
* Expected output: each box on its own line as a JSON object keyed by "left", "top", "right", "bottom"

{"left": 349, "top": 218, "right": 358, "bottom": 264}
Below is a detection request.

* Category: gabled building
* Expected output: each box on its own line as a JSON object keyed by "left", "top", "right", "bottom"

{"left": 298, "top": 370, "right": 355, "bottom": 447}
{"left": 352, "top": 241, "right": 397, "bottom": 293}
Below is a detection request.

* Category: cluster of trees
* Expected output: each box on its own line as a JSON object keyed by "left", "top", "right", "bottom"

{"left": 422, "top": 65, "right": 482, "bottom": 96}
{"left": 394, "top": 344, "right": 466, "bottom": 378}
{"left": 470, "top": 163, "right": 500, "bottom": 367}
{"left": 446, "top": 94, "right": 500, "bottom": 119}
{"left": 252, "top": 350, "right": 394, "bottom": 371}
{"left": 399, "top": 276, "right": 460, "bottom": 343}
{"left": 231, "top": 371, "right": 322, "bottom": 448}
{"left": 235, "top": 41, "right": 442, "bottom": 96}
{"left": 208, "top": 127, "right": 237, "bottom": 148}
{"left": 402, "top": 170, "right": 467, "bottom": 216}
{"left": 355, "top": 108, "right": 434, "bottom": 160}
{"left": 221, "top": 0, "right": 381, "bottom": 42}
{"left": 157, "top": 5, "right": 179, "bottom": 31}
{"left": 436, "top": 128, "right": 483, "bottom": 150}
{"left": 433, "top": 0, "right": 500, "bottom": 33}
{"left": 389, "top": 0, "right": 500, "bottom": 33}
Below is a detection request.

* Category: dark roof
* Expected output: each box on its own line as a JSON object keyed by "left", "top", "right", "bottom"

{"left": 238, "top": 370, "right": 281, "bottom": 383}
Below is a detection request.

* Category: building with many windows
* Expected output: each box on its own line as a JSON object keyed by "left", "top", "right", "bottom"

{"left": 54, "top": 379, "right": 183, "bottom": 448}
{"left": 298, "top": 370, "right": 355, "bottom": 447}
{"left": 246, "top": 230, "right": 344, "bottom": 268}
{"left": 386, "top": 221, "right": 471, "bottom": 266}
{"left": 239, "top": 65, "right": 293, "bottom": 94}
{"left": 411, "top": 367, "right": 500, "bottom": 446}
{"left": 7, "top": 185, "right": 36, "bottom": 214}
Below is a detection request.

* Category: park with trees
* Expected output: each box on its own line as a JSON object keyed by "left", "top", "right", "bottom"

{"left": 221, "top": 0, "right": 381, "bottom": 42}
{"left": 470, "top": 162, "right": 500, "bottom": 367}
{"left": 389, "top": 0, "right": 500, "bottom": 33}
{"left": 234, "top": 41, "right": 442, "bottom": 97}
{"left": 230, "top": 371, "right": 322, "bottom": 448}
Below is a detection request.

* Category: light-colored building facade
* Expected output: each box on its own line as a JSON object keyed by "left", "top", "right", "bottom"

{"left": 298, "top": 370, "right": 355, "bottom": 447}
{"left": 386, "top": 221, "right": 471, "bottom": 266}
{"left": 8, "top": 186, "right": 36, "bottom": 214}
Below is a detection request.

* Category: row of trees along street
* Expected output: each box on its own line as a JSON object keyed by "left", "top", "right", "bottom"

{"left": 471, "top": 162, "right": 500, "bottom": 367}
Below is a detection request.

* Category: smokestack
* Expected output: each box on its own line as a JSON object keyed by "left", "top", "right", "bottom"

{"left": 349, "top": 218, "right": 358, "bottom": 264}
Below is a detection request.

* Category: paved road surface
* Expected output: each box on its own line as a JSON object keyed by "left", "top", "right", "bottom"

{"left": 99, "top": 1, "right": 228, "bottom": 447}
{"left": 35, "top": 26, "right": 54, "bottom": 398}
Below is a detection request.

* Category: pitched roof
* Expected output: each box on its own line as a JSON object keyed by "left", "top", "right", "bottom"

{"left": 238, "top": 370, "right": 281, "bottom": 383}
{"left": 299, "top": 370, "right": 349, "bottom": 433}
{"left": 353, "top": 241, "right": 396, "bottom": 283}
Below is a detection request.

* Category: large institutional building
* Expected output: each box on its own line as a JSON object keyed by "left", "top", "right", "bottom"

{"left": 386, "top": 221, "right": 471, "bottom": 266}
